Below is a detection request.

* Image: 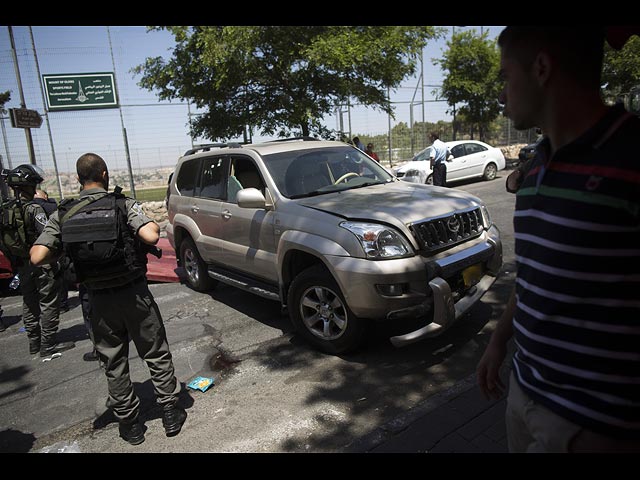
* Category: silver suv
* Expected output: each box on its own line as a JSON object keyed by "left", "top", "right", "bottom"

{"left": 167, "top": 138, "right": 502, "bottom": 354}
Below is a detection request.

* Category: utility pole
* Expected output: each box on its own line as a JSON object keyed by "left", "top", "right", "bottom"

{"left": 107, "top": 26, "right": 136, "bottom": 198}
{"left": 8, "top": 26, "right": 37, "bottom": 165}
{"left": 30, "top": 27, "right": 64, "bottom": 199}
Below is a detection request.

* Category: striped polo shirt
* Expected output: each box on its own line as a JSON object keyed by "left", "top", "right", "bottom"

{"left": 512, "top": 104, "right": 640, "bottom": 439}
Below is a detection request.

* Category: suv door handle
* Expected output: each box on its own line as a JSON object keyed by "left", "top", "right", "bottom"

{"left": 222, "top": 209, "right": 232, "bottom": 220}
{"left": 191, "top": 205, "right": 199, "bottom": 214}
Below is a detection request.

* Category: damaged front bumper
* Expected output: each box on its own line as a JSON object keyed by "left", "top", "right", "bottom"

{"left": 388, "top": 235, "right": 502, "bottom": 347}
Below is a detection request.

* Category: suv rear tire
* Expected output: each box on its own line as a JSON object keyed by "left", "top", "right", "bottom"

{"left": 288, "top": 265, "right": 366, "bottom": 354}
{"left": 179, "top": 237, "right": 216, "bottom": 292}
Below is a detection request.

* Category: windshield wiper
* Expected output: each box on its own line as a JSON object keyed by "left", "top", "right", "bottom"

{"left": 289, "top": 190, "right": 328, "bottom": 199}
{"left": 349, "top": 181, "right": 386, "bottom": 189}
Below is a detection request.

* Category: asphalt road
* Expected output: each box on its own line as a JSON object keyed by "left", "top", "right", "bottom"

{"left": 0, "top": 171, "right": 517, "bottom": 453}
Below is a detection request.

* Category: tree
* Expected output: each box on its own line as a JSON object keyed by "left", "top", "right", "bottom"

{"left": 602, "top": 36, "right": 640, "bottom": 103}
{"left": 434, "top": 30, "right": 502, "bottom": 142}
{"left": 0, "top": 91, "right": 10, "bottom": 113}
{"left": 133, "top": 26, "right": 443, "bottom": 141}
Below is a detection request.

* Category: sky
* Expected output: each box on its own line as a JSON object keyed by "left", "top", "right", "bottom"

{"left": 0, "top": 26, "right": 504, "bottom": 174}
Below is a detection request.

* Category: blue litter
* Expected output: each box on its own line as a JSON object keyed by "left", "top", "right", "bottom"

{"left": 187, "top": 376, "right": 214, "bottom": 392}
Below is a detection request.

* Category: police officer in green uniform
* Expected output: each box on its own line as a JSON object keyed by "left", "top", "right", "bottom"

{"left": 30, "top": 153, "right": 186, "bottom": 446}
{"left": 5, "top": 164, "right": 74, "bottom": 357}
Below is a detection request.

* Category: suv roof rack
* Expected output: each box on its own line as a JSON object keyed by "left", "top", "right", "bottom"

{"left": 265, "top": 136, "right": 320, "bottom": 143}
{"left": 183, "top": 143, "right": 227, "bottom": 156}
{"left": 183, "top": 142, "right": 247, "bottom": 156}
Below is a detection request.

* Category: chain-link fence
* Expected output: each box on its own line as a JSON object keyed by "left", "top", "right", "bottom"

{"left": 1, "top": 26, "right": 532, "bottom": 199}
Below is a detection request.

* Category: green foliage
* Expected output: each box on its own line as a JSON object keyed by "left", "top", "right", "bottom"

{"left": 434, "top": 31, "right": 502, "bottom": 141}
{"left": 123, "top": 187, "right": 167, "bottom": 202}
{"left": 0, "top": 91, "right": 10, "bottom": 113}
{"left": 602, "top": 36, "right": 640, "bottom": 101}
{"left": 133, "top": 26, "right": 444, "bottom": 141}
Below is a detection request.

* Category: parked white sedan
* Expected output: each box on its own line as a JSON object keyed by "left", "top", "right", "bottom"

{"left": 394, "top": 140, "right": 506, "bottom": 185}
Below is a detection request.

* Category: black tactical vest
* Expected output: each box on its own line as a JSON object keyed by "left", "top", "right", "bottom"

{"left": 58, "top": 193, "right": 147, "bottom": 285}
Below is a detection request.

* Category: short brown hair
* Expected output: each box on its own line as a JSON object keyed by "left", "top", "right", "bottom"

{"left": 77, "top": 153, "right": 108, "bottom": 186}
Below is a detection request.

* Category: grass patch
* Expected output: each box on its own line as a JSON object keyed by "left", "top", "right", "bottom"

{"left": 121, "top": 187, "right": 167, "bottom": 202}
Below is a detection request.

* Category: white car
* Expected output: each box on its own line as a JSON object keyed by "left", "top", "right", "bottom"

{"left": 394, "top": 140, "right": 506, "bottom": 185}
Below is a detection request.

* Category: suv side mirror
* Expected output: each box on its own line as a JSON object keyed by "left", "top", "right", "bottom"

{"left": 237, "top": 188, "right": 267, "bottom": 209}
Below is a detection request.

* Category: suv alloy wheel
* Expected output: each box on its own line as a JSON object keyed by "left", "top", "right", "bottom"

{"left": 180, "top": 237, "right": 216, "bottom": 292}
{"left": 287, "top": 265, "right": 365, "bottom": 354}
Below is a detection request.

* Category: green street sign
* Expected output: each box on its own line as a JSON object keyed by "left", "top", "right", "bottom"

{"left": 42, "top": 72, "right": 119, "bottom": 111}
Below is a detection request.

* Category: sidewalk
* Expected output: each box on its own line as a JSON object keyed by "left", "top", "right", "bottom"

{"left": 348, "top": 371, "right": 509, "bottom": 453}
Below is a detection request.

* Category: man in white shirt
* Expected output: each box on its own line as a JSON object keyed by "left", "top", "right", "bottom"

{"left": 428, "top": 132, "right": 451, "bottom": 186}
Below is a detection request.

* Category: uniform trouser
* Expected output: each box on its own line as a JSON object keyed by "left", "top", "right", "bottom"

{"left": 433, "top": 162, "right": 447, "bottom": 186}
{"left": 78, "top": 284, "right": 93, "bottom": 342}
{"left": 89, "top": 278, "right": 181, "bottom": 423}
{"left": 19, "top": 262, "right": 62, "bottom": 348}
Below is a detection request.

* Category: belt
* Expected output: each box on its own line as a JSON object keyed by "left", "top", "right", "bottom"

{"left": 91, "top": 275, "right": 146, "bottom": 295}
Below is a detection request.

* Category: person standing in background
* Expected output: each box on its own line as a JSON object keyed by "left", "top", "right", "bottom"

{"left": 3, "top": 166, "right": 74, "bottom": 358}
{"left": 428, "top": 132, "right": 451, "bottom": 187}
{"left": 365, "top": 143, "right": 380, "bottom": 162}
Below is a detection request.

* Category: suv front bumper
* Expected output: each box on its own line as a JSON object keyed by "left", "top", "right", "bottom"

{"left": 325, "top": 226, "right": 502, "bottom": 347}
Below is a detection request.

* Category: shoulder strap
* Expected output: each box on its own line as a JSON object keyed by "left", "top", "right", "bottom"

{"left": 59, "top": 195, "right": 102, "bottom": 225}
{"left": 59, "top": 197, "right": 94, "bottom": 225}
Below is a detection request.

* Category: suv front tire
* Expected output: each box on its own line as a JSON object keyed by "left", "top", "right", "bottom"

{"left": 288, "top": 265, "right": 366, "bottom": 354}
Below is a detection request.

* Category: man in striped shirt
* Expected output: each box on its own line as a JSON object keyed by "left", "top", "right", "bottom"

{"left": 477, "top": 26, "right": 640, "bottom": 452}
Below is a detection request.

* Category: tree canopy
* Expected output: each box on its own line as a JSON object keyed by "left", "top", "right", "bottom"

{"left": 133, "top": 26, "right": 443, "bottom": 141}
{"left": 434, "top": 30, "right": 501, "bottom": 142}
{"left": 602, "top": 35, "right": 640, "bottom": 102}
{"left": 0, "top": 91, "right": 10, "bottom": 113}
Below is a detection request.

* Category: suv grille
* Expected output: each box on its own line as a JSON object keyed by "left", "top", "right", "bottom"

{"left": 410, "top": 208, "right": 483, "bottom": 252}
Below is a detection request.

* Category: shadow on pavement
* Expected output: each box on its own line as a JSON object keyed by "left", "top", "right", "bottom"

{"left": 0, "top": 428, "right": 36, "bottom": 452}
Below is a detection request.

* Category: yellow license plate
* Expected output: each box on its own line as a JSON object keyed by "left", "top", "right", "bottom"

{"left": 462, "top": 264, "right": 484, "bottom": 288}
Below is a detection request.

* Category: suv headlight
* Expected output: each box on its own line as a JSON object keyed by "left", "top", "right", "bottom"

{"left": 340, "top": 221, "right": 413, "bottom": 259}
{"left": 480, "top": 204, "right": 492, "bottom": 229}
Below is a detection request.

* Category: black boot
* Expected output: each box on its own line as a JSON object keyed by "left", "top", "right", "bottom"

{"left": 40, "top": 341, "right": 75, "bottom": 357}
{"left": 162, "top": 404, "right": 187, "bottom": 437}
{"left": 82, "top": 349, "right": 99, "bottom": 362}
{"left": 119, "top": 420, "right": 145, "bottom": 445}
{"left": 29, "top": 339, "right": 41, "bottom": 355}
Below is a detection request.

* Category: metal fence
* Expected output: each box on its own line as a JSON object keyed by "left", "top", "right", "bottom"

{"left": 1, "top": 26, "right": 533, "bottom": 199}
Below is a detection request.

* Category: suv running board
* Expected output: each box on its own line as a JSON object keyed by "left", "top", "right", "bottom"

{"left": 207, "top": 268, "right": 280, "bottom": 302}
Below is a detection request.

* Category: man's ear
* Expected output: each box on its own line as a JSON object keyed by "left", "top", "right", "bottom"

{"left": 532, "top": 51, "right": 552, "bottom": 87}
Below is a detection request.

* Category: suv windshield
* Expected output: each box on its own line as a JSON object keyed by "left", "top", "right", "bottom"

{"left": 261, "top": 146, "right": 393, "bottom": 199}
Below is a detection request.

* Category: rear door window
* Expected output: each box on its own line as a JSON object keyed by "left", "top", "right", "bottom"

{"left": 176, "top": 158, "right": 202, "bottom": 197}
{"left": 198, "top": 156, "right": 227, "bottom": 199}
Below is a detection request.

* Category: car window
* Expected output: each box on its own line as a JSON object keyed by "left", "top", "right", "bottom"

{"left": 413, "top": 147, "right": 431, "bottom": 162}
{"left": 229, "top": 156, "right": 265, "bottom": 203}
{"left": 175, "top": 158, "right": 201, "bottom": 197}
{"left": 198, "top": 156, "right": 226, "bottom": 199}
{"left": 464, "top": 143, "right": 487, "bottom": 155}
{"left": 450, "top": 144, "right": 466, "bottom": 159}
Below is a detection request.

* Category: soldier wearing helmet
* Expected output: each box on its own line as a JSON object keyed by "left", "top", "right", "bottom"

{"left": 5, "top": 164, "right": 75, "bottom": 358}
